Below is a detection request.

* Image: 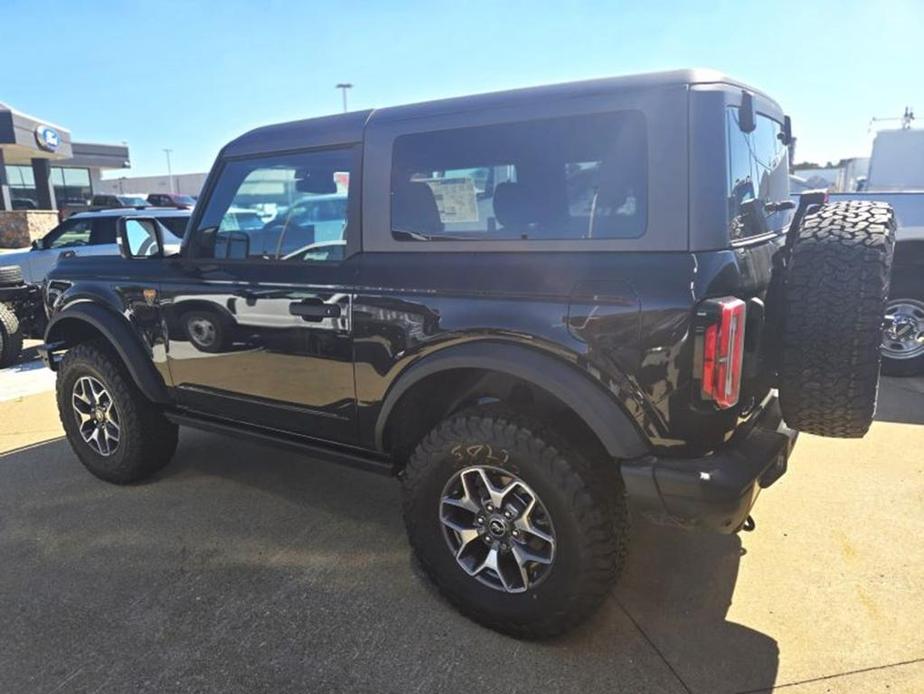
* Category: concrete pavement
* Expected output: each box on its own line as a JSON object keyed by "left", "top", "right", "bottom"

{"left": 0, "top": 354, "right": 921, "bottom": 692}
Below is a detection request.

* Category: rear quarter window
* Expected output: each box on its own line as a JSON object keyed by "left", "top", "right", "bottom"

{"left": 390, "top": 110, "right": 647, "bottom": 242}
{"left": 726, "top": 107, "right": 792, "bottom": 239}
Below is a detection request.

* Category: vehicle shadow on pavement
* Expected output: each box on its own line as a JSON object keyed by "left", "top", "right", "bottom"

{"left": 0, "top": 432, "right": 777, "bottom": 694}
{"left": 158, "top": 433, "right": 780, "bottom": 693}
{"left": 874, "top": 377, "right": 924, "bottom": 425}
{"left": 612, "top": 519, "right": 780, "bottom": 693}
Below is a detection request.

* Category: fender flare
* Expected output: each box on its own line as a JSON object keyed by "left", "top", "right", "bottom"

{"left": 45, "top": 302, "right": 171, "bottom": 404}
{"left": 374, "top": 341, "right": 650, "bottom": 459}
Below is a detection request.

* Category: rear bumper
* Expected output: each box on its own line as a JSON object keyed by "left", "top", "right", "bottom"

{"left": 620, "top": 396, "right": 797, "bottom": 533}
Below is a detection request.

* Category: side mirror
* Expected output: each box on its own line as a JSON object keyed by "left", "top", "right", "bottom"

{"left": 31, "top": 239, "right": 43, "bottom": 251}
{"left": 117, "top": 217, "right": 164, "bottom": 259}
{"left": 738, "top": 90, "right": 756, "bottom": 134}
{"left": 778, "top": 115, "right": 793, "bottom": 145}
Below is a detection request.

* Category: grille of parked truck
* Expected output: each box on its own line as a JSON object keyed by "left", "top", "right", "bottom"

{"left": 36, "top": 70, "right": 895, "bottom": 637}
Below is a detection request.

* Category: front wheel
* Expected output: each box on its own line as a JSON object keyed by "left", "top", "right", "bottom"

{"left": 57, "top": 340, "right": 178, "bottom": 484}
{"left": 402, "top": 410, "right": 627, "bottom": 638}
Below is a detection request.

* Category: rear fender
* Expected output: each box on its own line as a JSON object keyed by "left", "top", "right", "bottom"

{"left": 375, "top": 341, "right": 650, "bottom": 459}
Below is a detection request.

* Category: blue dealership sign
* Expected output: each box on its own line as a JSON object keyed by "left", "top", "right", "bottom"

{"left": 34, "top": 125, "right": 61, "bottom": 152}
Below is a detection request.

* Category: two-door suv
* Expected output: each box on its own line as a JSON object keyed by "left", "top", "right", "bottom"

{"left": 41, "top": 70, "right": 895, "bottom": 637}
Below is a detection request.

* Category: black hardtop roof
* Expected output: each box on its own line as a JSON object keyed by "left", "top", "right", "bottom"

{"left": 222, "top": 69, "right": 777, "bottom": 157}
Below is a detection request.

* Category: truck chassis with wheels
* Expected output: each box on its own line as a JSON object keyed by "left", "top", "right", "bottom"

{"left": 0, "top": 268, "right": 45, "bottom": 368}
{"left": 39, "top": 70, "right": 895, "bottom": 637}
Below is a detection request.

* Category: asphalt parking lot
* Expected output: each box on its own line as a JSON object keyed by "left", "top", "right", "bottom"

{"left": 0, "top": 349, "right": 922, "bottom": 693}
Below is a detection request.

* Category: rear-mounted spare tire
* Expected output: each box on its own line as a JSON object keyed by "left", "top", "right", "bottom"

{"left": 779, "top": 200, "right": 895, "bottom": 438}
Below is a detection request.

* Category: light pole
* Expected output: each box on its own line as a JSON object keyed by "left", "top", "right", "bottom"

{"left": 163, "top": 148, "right": 174, "bottom": 193}
{"left": 335, "top": 83, "right": 353, "bottom": 113}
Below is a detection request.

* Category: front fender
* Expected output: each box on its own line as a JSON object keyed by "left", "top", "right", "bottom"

{"left": 44, "top": 302, "right": 171, "bottom": 404}
{"left": 374, "top": 340, "right": 650, "bottom": 459}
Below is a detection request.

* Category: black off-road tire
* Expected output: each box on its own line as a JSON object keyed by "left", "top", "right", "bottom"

{"left": 779, "top": 200, "right": 895, "bottom": 437}
{"left": 56, "top": 339, "right": 179, "bottom": 484}
{"left": 402, "top": 409, "right": 628, "bottom": 638}
{"left": 0, "top": 302, "right": 24, "bottom": 368}
{"left": 0, "top": 265, "right": 24, "bottom": 287}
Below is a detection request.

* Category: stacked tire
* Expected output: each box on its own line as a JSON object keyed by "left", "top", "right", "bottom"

{"left": 778, "top": 200, "right": 896, "bottom": 438}
{"left": 0, "top": 266, "right": 25, "bottom": 369}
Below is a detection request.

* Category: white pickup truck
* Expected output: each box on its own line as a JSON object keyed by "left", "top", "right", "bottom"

{"left": 827, "top": 191, "right": 924, "bottom": 375}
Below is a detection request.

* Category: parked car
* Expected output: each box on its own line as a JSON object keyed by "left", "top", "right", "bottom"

{"left": 0, "top": 208, "right": 190, "bottom": 285}
{"left": 0, "top": 208, "right": 191, "bottom": 367}
{"left": 90, "top": 194, "right": 149, "bottom": 209}
{"left": 147, "top": 192, "right": 197, "bottom": 209}
{"left": 40, "top": 69, "right": 894, "bottom": 638}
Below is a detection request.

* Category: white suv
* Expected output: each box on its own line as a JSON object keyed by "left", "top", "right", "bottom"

{"left": 2, "top": 208, "right": 190, "bottom": 285}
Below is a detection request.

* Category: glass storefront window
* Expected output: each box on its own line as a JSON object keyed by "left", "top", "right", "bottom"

{"left": 52, "top": 167, "right": 92, "bottom": 207}
{"left": 5, "top": 165, "right": 39, "bottom": 208}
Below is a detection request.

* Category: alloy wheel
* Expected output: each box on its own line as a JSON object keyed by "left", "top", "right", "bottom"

{"left": 72, "top": 375, "right": 121, "bottom": 456}
{"left": 439, "top": 465, "right": 556, "bottom": 593}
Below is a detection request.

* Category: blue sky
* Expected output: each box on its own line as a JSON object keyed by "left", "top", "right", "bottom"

{"left": 2, "top": 0, "right": 921, "bottom": 177}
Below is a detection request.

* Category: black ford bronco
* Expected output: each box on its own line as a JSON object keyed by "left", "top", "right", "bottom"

{"left": 40, "top": 70, "right": 895, "bottom": 637}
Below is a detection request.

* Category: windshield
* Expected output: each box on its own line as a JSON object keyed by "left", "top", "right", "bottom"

{"left": 173, "top": 195, "right": 197, "bottom": 205}
{"left": 118, "top": 196, "right": 148, "bottom": 206}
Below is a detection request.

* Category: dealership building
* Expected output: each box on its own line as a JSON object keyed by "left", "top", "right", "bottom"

{"left": 0, "top": 102, "right": 130, "bottom": 246}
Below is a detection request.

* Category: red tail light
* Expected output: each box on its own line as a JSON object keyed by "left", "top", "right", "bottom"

{"left": 699, "top": 297, "right": 746, "bottom": 409}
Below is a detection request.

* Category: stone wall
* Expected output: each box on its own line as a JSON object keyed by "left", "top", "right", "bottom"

{"left": 0, "top": 211, "right": 59, "bottom": 248}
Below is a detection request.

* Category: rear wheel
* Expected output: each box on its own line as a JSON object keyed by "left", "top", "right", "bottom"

{"left": 402, "top": 409, "right": 627, "bottom": 638}
{"left": 880, "top": 271, "right": 924, "bottom": 376}
{"left": 57, "top": 340, "right": 178, "bottom": 483}
{"left": 779, "top": 200, "right": 895, "bottom": 437}
{"left": 0, "top": 302, "right": 23, "bottom": 368}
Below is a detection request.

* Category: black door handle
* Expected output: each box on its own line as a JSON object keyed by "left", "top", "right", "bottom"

{"left": 289, "top": 300, "right": 341, "bottom": 321}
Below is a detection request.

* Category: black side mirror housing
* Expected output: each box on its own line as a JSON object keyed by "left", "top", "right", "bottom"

{"left": 117, "top": 217, "right": 164, "bottom": 259}
{"left": 778, "top": 115, "right": 793, "bottom": 145}
{"left": 738, "top": 90, "right": 756, "bottom": 133}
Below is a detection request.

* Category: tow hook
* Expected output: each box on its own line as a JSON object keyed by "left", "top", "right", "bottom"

{"left": 741, "top": 515, "right": 756, "bottom": 532}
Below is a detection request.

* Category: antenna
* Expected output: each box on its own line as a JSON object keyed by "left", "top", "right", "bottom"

{"left": 868, "top": 107, "right": 915, "bottom": 132}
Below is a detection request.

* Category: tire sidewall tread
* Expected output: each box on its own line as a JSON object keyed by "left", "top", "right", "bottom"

{"left": 402, "top": 408, "right": 627, "bottom": 638}
{"left": 779, "top": 200, "right": 895, "bottom": 438}
{"left": 56, "top": 339, "right": 178, "bottom": 484}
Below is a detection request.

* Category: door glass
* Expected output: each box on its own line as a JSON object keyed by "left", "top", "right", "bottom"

{"left": 47, "top": 220, "right": 93, "bottom": 248}
{"left": 194, "top": 148, "right": 354, "bottom": 262}
{"left": 90, "top": 218, "right": 118, "bottom": 245}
